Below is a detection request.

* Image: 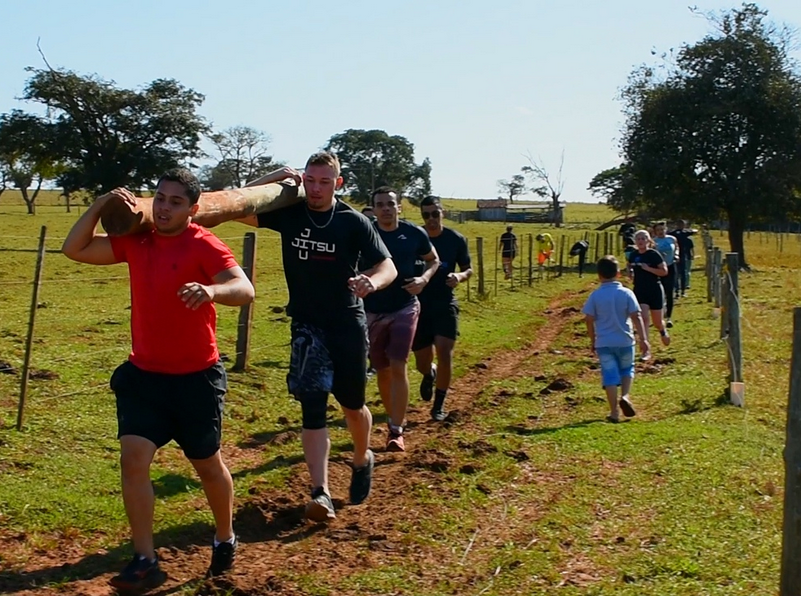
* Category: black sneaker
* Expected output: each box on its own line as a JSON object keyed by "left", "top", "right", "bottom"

{"left": 305, "top": 486, "right": 336, "bottom": 522}
{"left": 349, "top": 450, "right": 375, "bottom": 505}
{"left": 420, "top": 364, "right": 437, "bottom": 402}
{"left": 666, "top": 319, "right": 674, "bottom": 328}
{"left": 207, "top": 537, "right": 237, "bottom": 577}
{"left": 431, "top": 392, "right": 447, "bottom": 422}
{"left": 109, "top": 554, "right": 167, "bottom": 593}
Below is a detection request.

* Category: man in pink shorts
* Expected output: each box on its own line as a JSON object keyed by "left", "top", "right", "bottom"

{"left": 364, "top": 187, "right": 440, "bottom": 451}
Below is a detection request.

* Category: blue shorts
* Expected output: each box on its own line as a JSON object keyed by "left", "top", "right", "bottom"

{"left": 596, "top": 346, "right": 635, "bottom": 387}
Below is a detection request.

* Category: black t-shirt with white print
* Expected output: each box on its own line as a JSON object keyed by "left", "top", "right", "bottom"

{"left": 258, "top": 200, "right": 392, "bottom": 328}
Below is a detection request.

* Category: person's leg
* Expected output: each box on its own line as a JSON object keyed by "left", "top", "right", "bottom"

{"left": 120, "top": 436, "right": 159, "bottom": 559}
{"left": 298, "top": 393, "right": 331, "bottom": 492}
{"left": 597, "top": 348, "right": 621, "bottom": 420}
{"left": 341, "top": 404, "right": 373, "bottom": 468}
{"left": 431, "top": 335, "right": 456, "bottom": 420}
{"left": 650, "top": 307, "right": 671, "bottom": 346}
{"left": 388, "top": 359, "right": 410, "bottom": 430}
{"left": 639, "top": 304, "right": 651, "bottom": 344}
{"left": 376, "top": 366, "right": 393, "bottom": 421}
{"left": 661, "top": 265, "right": 675, "bottom": 321}
{"left": 685, "top": 257, "right": 693, "bottom": 289}
{"left": 618, "top": 346, "right": 636, "bottom": 417}
{"left": 189, "top": 452, "right": 234, "bottom": 543}
{"left": 578, "top": 252, "right": 586, "bottom": 276}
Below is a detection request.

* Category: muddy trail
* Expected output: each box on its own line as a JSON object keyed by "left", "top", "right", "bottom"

{"left": 3, "top": 292, "right": 588, "bottom": 596}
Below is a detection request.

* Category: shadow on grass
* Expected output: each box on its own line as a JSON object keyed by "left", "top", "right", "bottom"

{"left": 677, "top": 391, "right": 732, "bottom": 414}
{"left": 252, "top": 359, "right": 288, "bottom": 370}
{"left": 152, "top": 473, "right": 201, "bottom": 498}
{"left": 505, "top": 419, "right": 601, "bottom": 436}
{"left": 0, "top": 521, "right": 212, "bottom": 593}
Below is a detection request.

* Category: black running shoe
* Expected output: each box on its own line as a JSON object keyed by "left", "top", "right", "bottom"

{"left": 420, "top": 364, "right": 437, "bottom": 402}
{"left": 305, "top": 486, "right": 336, "bottom": 522}
{"left": 349, "top": 450, "right": 375, "bottom": 505}
{"left": 431, "top": 393, "right": 447, "bottom": 422}
{"left": 109, "top": 554, "right": 167, "bottom": 593}
{"left": 207, "top": 537, "right": 237, "bottom": 577}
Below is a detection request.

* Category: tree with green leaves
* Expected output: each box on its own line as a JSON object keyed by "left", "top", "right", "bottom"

{"left": 202, "top": 125, "right": 283, "bottom": 190}
{"left": 497, "top": 174, "right": 527, "bottom": 202}
{"left": 587, "top": 164, "right": 645, "bottom": 216}
{"left": 0, "top": 110, "right": 61, "bottom": 214}
{"left": 21, "top": 67, "right": 207, "bottom": 196}
{"left": 324, "top": 129, "right": 432, "bottom": 204}
{"left": 619, "top": 3, "right": 801, "bottom": 268}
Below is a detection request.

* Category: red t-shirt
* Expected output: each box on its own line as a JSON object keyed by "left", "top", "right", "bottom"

{"left": 109, "top": 223, "right": 238, "bottom": 374}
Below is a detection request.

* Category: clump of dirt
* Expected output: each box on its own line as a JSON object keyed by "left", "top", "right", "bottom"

{"left": 29, "top": 368, "right": 58, "bottom": 381}
{"left": 505, "top": 450, "right": 530, "bottom": 462}
{"left": 540, "top": 378, "right": 574, "bottom": 394}
{"left": 408, "top": 450, "right": 451, "bottom": 473}
{"left": 268, "top": 431, "right": 298, "bottom": 446}
{"left": 0, "top": 359, "right": 18, "bottom": 375}
{"left": 458, "top": 439, "right": 498, "bottom": 457}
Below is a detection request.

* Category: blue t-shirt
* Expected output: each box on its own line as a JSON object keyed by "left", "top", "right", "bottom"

{"left": 582, "top": 281, "right": 641, "bottom": 348}
{"left": 364, "top": 220, "right": 434, "bottom": 314}
{"left": 654, "top": 236, "right": 678, "bottom": 266}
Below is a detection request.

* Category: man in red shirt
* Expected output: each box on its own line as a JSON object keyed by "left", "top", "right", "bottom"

{"left": 62, "top": 168, "right": 254, "bottom": 593}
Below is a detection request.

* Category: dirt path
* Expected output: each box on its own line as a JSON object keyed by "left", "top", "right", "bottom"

{"left": 4, "top": 291, "right": 583, "bottom": 596}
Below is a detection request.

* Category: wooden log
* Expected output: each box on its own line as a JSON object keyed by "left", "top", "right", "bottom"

{"left": 99, "top": 182, "right": 304, "bottom": 236}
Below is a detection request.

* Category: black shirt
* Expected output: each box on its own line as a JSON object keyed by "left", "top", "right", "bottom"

{"left": 500, "top": 232, "right": 517, "bottom": 255}
{"left": 570, "top": 240, "right": 589, "bottom": 256}
{"left": 364, "top": 220, "right": 433, "bottom": 314}
{"left": 418, "top": 227, "right": 471, "bottom": 306}
{"left": 258, "top": 200, "right": 392, "bottom": 327}
{"left": 627, "top": 248, "right": 665, "bottom": 293}
{"left": 671, "top": 229, "right": 696, "bottom": 258}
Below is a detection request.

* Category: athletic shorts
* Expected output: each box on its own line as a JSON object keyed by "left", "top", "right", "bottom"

{"left": 287, "top": 319, "right": 368, "bottom": 410}
{"left": 411, "top": 301, "right": 459, "bottom": 351}
{"left": 367, "top": 300, "right": 420, "bottom": 370}
{"left": 110, "top": 360, "right": 226, "bottom": 460}
{"left": 502, "top": 251, "right": 516, "bottom": 260}
{"left": 634, "top": 283, "right": 664, "bottom": 310}
{"left": 596, "top": 346, "right": 635, "bottom": 387}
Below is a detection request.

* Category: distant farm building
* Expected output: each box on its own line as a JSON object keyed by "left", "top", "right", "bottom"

{"left": 475, "top": 199, "right": 565, "bottom": 223}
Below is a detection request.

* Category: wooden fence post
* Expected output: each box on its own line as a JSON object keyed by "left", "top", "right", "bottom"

{"left": 725, "top": 253, "right": 742, "bottom": 383}
{"left": 706, "top": 248, "right": 714, "bottom": 303}
{"left": 527, "top": 233, "right": 533, "bottom": 286}
{"left": 558, "top": 236, "right": 565, "bottom": 276}
{"left": 17, "top": 226, "right": 47, "bottom": 431}
{"left": 233, "top": 232, "right": 257, "bottom": 371}
{"left": 477, "top": 237, "right": 485, "bottom": 296}
{"left": 713, "top": 248, "right": 723, "bottom": 308}
{"left": 594, "top": 233, "right": 600, "bottom": 262}
{"left": 781, "top": 308, "right": 801, "bottom": 595}
{"left": 494, "top": 235, "right": 498, "bottom": 296}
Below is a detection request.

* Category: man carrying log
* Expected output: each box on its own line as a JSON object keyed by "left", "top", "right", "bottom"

{"left": 62, "top": 168, "right": 255, "bottom": 592}
{"left": 238, "top": 153, "right": 397, "bottom": 521}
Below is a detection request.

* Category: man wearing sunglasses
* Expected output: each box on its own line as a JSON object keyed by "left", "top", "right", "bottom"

{"left": 412, "top": 196, "right": 473, "bottom": 421}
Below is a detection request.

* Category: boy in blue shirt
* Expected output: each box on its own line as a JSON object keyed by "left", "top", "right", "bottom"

{"left": 582, "top": 255, "right": 650, "bottom": 422}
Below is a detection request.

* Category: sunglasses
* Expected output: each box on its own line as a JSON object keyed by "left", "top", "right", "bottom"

{"left": 421, "top": 211, "right": 441, "bottom": 219}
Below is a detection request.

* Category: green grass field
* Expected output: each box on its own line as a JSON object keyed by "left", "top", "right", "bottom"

{"left": 0, "top": 193, "right": 797, "bottom": 595}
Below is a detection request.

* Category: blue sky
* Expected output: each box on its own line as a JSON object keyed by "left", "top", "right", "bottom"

{"left": 1, "top": 0, "right": 800, "bottom": 201}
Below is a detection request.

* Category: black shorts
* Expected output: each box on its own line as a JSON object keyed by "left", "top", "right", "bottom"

{"left": 412, "top": 301, "right": 459, "bottom": 351}
{"left": 502, "top": 251, "right": 516, "bottom": 259}
{"left": 634, "top": 284, "right": 665, "bottom": 310}
{"left": 287, "top": 319, "right": 368, "bottom": 410}
{"left": 110, "top": 360, "right": 227, "bottom": 460}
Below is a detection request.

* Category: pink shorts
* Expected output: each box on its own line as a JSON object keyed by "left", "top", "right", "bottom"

{"left": 367, "top": 300, "right": 421, "bottom": 370}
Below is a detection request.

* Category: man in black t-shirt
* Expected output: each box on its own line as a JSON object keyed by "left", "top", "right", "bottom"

{"left": 412, "top": 196, "right": 473, "bottom": 421}
{"left": 239, "top": 154, "right": 396, "bottom": 522}
{"left": 499, "top": 225, "right": 517, "bottom": 279}
{"left": 364, "top": 187, "right": 439, "bottom": 452}
{"left": 670, "top": 219, "right": 696, "bottom": 297}
{"left": 569, "top": 239, "right": 590, "bottom": 277}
